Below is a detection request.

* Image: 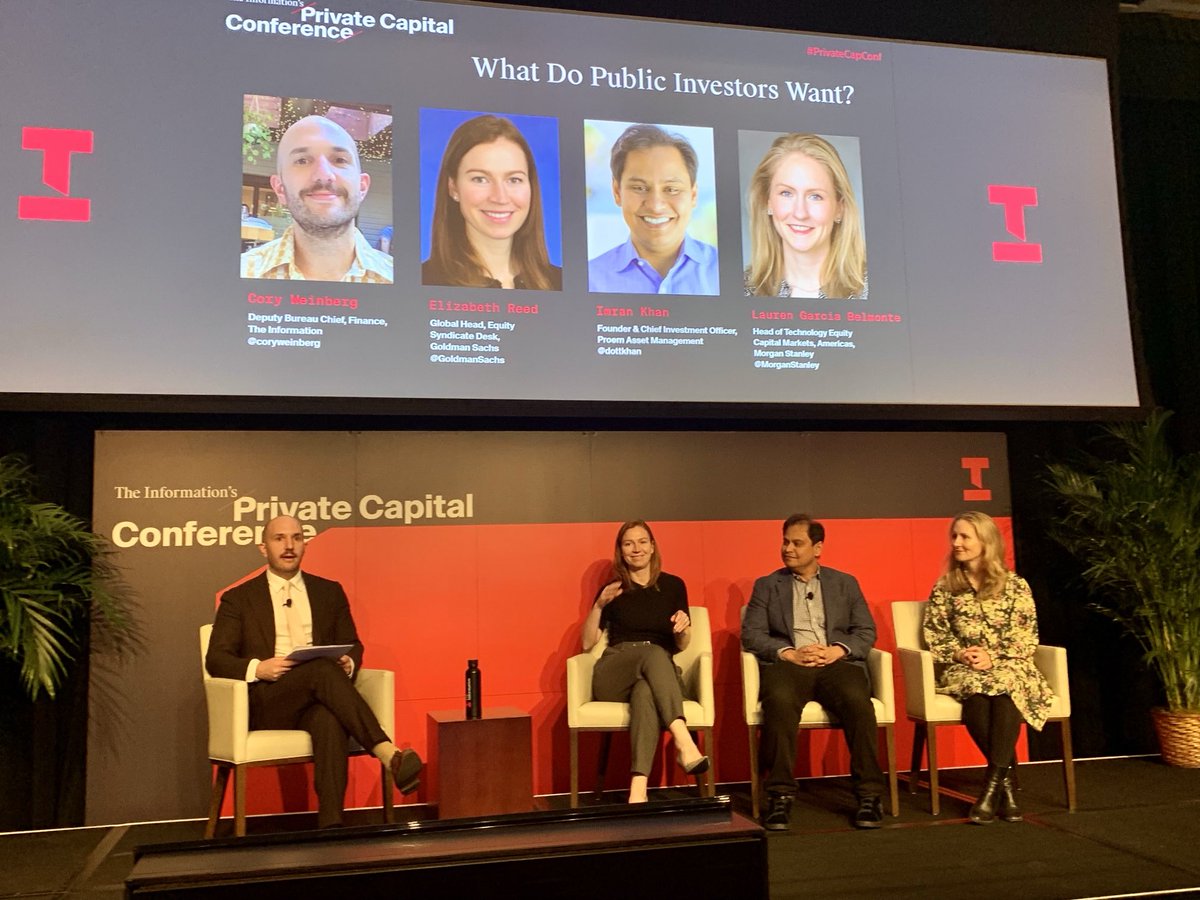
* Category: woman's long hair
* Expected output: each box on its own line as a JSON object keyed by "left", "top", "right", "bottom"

{"left": 428, "top": 115, "right": 556, "bottom": 289}
{"left": 611, "top": 520, "right": 661, "bottom": 591}
{"left": 939, "top": 511, "right": 1009, "bottom": 598}
{"left": 745, "top": 133, "right": 866, "bottom": 299}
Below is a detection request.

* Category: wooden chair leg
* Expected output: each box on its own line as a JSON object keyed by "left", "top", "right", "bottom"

{"left": 594, "top": 732, "right": 612, "bottom": 801}
{"left": 569, "top": 730, "right": 580, "bottom": 808}
{"left": 690, "top": 727, "right": 716, "bottom": 798}
{"left": 884, "top": 724, "right": 899, "bottom": 817}
{"left": 233, "top": 765, "right": 247, "bottom": 837}
{"left": 1011, "top": 725, "right": 1023, "bottom": 789}
{"left": 205, "top": 764, "right": 230, "bottom": 839}
{"left": 381, "top": 760, "right": 394, "bottom": 823}
{"left": 908, "top": 721, "right": 927, "bottom": 794}
{"left": 927, "top": 725, "right": 940, "bottom": 816}
{"left": 231, "top": 768, "right": 248, "bottom": 840}
{"left": 748, "top": 724, "right": 760, "bottom": 820}
{"left": 702, "top": 726, "right": 716, "bottom": 797}
{"left": 1060, "top": 718, "right": 1077, "bottom": 811}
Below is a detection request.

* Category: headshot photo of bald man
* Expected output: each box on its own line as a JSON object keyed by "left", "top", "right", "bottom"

{"left": 240, "top": 95, "right": 394, "bottom": 284}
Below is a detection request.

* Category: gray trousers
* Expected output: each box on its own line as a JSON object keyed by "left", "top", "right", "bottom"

{"left": 592, "top": 642, "right": 686, "bottom": 776}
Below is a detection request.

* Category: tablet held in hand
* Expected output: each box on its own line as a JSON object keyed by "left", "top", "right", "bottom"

{"left": 285, "top": 644, "right": 354, "bottom": 663}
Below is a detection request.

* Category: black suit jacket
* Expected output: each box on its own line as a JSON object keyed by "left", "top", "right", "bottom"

{"left": 205, "top": 571, "right": 364, "bottom": 681}
{"left": 740, "top": 566, "right": 876, "bottom": 671}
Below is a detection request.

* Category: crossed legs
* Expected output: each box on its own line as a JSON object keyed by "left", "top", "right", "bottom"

{"left": 250, "top": 657, "right": 390, "bottom": 826}
{"left": 593, "top": 643, "right": 703, "bottom": 801}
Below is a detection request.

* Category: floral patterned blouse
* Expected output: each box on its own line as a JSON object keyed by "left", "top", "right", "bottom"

{"left": 923, "top": 572, "right": 1055, "bottom": 730}
{"left": 742, "top": 267, "right": 869, "bottom": 299}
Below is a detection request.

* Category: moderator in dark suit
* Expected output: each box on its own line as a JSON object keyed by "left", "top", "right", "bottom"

{"left": 205, "top": 520, "right": 402, "bottom": 828}
{"left": 741, "top": 516, "right": 884, "bottom": 829}
{"left": 206, "top": 571, "right": 365, "bottom": 679}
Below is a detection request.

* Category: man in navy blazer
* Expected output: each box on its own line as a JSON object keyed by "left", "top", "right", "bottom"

{"left": 742, "top": 513, "right": 885, "bottom": 830}
{"left": 205, "top": 515, "right": 421, "bottom": 828}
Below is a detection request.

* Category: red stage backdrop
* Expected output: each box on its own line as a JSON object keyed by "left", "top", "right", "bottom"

{"left": 88, "top": 431, "right": 1013, "bottom": 824}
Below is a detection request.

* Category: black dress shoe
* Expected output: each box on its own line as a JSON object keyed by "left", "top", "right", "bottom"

{"left": 999, "top": 767, "right": 1023, "bottom": 822}
{"left": 763, "top": 794, "right": 793, "bottom": 831}
{"left": 854, "top": 795, "right": 884, "bottom": 829}
{"left": 969, "top": 764, "right": 1004, "bottom": 825}
{"left": 389, "top": 748, "right": 423, "bottom": 795}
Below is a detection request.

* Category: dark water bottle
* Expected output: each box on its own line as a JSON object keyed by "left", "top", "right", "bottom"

{"left": 465, "top": 659, "right": 481, "bottom": 719}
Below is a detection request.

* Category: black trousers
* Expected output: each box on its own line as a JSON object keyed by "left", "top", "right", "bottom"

{"left": 960, "top": 693, "right": 1023, "bottom": 769}
{"left": 759, "top": 659, "right": 884, "bottom": 799}
{"left": 249, "top": 657, "right": 389, "bottom": 826}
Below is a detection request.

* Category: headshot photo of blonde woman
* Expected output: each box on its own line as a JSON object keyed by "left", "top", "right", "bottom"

{"left": 740, "top": 131, "right": 867, "bottom": 300}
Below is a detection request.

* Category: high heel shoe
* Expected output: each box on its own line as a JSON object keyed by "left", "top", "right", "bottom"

{"left": 678, "top": 754, "right": 710, "bottom": 777}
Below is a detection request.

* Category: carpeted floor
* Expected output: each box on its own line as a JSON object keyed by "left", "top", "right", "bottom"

{"left": 763, "top": 757, "right": 1200, "bottom": 900}
{"left": 1, "top": 757, "right": 1197, "bottom": 899}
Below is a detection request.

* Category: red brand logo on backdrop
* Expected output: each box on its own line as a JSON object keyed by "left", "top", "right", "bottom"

{"left": 961, "top": 457, "right": 992, "bottom": 502}
{"left": 988, "top": 184, "right": 1041, "bottom": 264}
{"left": 18, "top": 127, "right": 94, "bottom": 222}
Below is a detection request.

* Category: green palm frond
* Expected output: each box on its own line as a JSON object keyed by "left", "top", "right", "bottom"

{"left": 0, "top": 454, "right": 139, "bottom": 701}
{"left": 1045, "top": 410, "right": 1200, "bottom": 712}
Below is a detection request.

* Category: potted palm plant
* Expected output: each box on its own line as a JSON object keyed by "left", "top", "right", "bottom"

{"left": 0, "top": 454, "right": 136, "bottom": 700}
{"left": 1045, "top": 410, "right": 1200, "bottom": 766}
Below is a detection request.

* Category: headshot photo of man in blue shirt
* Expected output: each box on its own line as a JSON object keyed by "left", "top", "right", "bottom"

{"left": 586, "top": 121, "right": 719, "bottom": 296}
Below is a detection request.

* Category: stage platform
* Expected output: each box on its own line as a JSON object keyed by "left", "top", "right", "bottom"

{"left": 1, "top": 757, "right": 1198, "bottom": 899}
{"left": 125, "top": 797, "right": 765, "bottom": 898}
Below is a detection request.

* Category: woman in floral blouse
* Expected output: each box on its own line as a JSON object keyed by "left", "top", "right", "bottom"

{"left": 923, "top": 511, "right": 1055, "bottom": 824}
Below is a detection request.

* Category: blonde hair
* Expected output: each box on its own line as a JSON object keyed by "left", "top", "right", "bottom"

{"left": 939, "top": 511, "right": 1009, "bottom": 598}
{"left": 745, "top": 133, "right": 866, "bottom": 299}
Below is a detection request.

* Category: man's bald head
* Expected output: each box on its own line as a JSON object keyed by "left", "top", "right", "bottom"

{"left": 269, "top": 115, "right": 369, "bottom": 238}
{"left": 276, "top": 115, "right": 361, "bottom": 174}
{"left": 259, "top": 515, "right": 306, "bottom": 578}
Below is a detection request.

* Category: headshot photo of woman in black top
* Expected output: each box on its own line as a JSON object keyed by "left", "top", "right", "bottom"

{"left": 422, "top": 113, "right": 562, "bottom": 290}
{"left": 581, "top": 520, "right": 709, "bottom": 803}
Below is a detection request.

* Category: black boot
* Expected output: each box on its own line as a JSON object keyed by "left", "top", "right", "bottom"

{"left": 999, "top": 767, "right": 1023, "bottom": 822}
{"left": 969, "top": 765, "right": 1004, "bottom": 824}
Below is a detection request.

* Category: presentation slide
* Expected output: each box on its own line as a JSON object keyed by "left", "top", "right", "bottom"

{"left": 0, "top": 0, "right": 1137, "bottom": 409}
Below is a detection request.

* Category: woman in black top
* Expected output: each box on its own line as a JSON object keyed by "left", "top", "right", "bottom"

{"left": 582, "top": 520, "right": 709, "bottom": 802}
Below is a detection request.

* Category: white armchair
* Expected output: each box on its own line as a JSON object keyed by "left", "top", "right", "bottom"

{"left": 566, "top": 606, "right": 716, "bottom": 806}
{"left": 199, "top": 624, "right": 397, "bottom": 836}
{"left": 740, "top": 624, "right": 898, "bottom": 820}
{"left": 891, "top": 600, "right": 1075, "bottom": 814}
